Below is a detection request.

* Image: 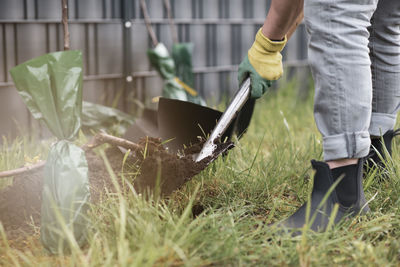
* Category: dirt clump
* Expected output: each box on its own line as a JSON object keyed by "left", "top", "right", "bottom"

{"left": 134, "top": 138, "right": 208, "bottom": 196}
{"left": 131, "top": 136, "right": 233, "bottom": 196}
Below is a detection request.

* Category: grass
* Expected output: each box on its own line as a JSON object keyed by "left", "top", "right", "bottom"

{"left": 1, "top": 81, "right": 400, "bottom": 266}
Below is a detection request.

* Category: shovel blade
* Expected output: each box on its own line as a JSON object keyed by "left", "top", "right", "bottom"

{"left": 158, "top": 98, "right": 235, "bottom": 152}
{"left": 194, "top": 141, "right": 235, "bottom": 167}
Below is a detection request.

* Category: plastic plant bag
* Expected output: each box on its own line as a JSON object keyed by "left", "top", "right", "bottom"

{"left": 172, "top": 43, "right": 194, "bottom": 88}
{"left": 10, "top": 50, "right": 90, "bottom": 254}
{"left": 147, "top": 43, "right": 187, "bottom": 101}
{"left": 82, "top": 101, "right": 135, "bottom": 136}
{"left": 172, "top": 43, "right": 205, "bottom": 106}
{"left": 41, "top": 140, "right": 89, "bottom": 254}
{"left": 147, "top": 43, "right": 204, "bottom": 103}
{"left": 147, "top": 43, "right": 175, "bottom": 81}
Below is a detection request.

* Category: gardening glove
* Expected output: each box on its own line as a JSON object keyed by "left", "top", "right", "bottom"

{"left": 238, "top": 28, "right": 287, "bottom": 99}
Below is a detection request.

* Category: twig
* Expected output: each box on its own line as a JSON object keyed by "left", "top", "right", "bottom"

{"left": 163, "top": 0, "right": 178, "bottom": 44}
{"left": 82, "top": 132, "right": 142, "bottom": 152}
{"left": 0, "top": 133, "right": 143, "bottom": 179}
{"left": 62, "top": 0, "right": 70, "bottom": 50}
{"left": 0, "top": 161, "right": 46, "bottom": 178}
{"left": 139, "top": 0, "right": 159, "bottom": 47}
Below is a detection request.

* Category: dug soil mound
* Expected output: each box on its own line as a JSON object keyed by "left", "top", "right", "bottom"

{"left": 0, "top": 137, "right": 231, "bottom": 242}
{"left": 0, "top": 148, "right": 124, "bottom": 241}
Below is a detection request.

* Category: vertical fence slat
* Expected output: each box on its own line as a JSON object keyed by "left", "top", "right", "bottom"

{"left": 1, "top": 24, "right": 7, "bottom": 83}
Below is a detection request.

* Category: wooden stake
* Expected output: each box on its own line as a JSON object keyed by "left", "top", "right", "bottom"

{"left": 62, "top": 0, "right": 70, "bottom": 50}
{"left": 163, "top": 0, "right": 178, "bottom": 44}
{"left": 139, "top": 0, "right": 158, "bottom": 47}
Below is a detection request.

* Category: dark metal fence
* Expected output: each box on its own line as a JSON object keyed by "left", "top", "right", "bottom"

{"left": 0, "top": 0, "right": 309, "bottom": 138}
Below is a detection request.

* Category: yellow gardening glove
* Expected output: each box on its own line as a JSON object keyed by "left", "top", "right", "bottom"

{"left": 248, "top": 28, "right": 287, "bottom": 81}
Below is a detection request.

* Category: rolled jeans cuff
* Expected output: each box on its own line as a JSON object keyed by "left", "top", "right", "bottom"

{"left": 323, "top": 131, "right": 371, "bottom": 161}
{"left": 369, "top": 112, "right": 397, "bottom": 137}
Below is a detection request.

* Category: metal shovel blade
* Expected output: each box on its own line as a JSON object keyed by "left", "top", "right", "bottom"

{"left": 157, "top": 98, "right": 235, "bottom": 152}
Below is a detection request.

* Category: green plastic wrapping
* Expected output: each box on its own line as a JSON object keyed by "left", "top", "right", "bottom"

{"left": 147, "top": 43, "right": 205, "bottom": 105}
{"left": 41, "top": 140, "right": 89, "bottom": 254}
{"left": 82, "top": 101, "right": 135, "bottom": 136}
{"left": 163, "top": 78, "right": 188, "bottom": 101}
{"left": 10, "top": 50, "right": 90, "bottom": 254}
{"left": 10, "top": 51, "right": 83, "bottom": 139}
{"left": 172, "top": 43, "right": 194, "bottom": 88}
{"left": 147, "top": 43, "right": 175, "bottom": 81}
{"left": 172, "top": 43, "right": 206, "bottom": 106}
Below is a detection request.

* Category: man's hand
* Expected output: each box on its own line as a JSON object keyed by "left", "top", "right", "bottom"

{"left": 238, "top": 56, "right": 271, "bottom": 99}
{"left": 238, "top": 29, "right": 287, "bottom": 99}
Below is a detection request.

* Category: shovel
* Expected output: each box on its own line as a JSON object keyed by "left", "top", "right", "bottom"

{"left": 124, "top": 78, "right": 250, "bottom": 164}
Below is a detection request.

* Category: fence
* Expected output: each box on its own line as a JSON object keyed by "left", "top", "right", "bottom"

{"left": 0, "top": 0, "right": 309, "bottom": 138}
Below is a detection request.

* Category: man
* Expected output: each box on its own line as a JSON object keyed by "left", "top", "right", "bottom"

{"left": 238, "top": 0, "right": 400, "bottom": 231}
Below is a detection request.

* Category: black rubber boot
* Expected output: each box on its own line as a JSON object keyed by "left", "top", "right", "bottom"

{"left": 277, "top": 159, "right": 369, "bottom": 234}
{"left": 365, "top": 129, "right": 400, "bottom": 171}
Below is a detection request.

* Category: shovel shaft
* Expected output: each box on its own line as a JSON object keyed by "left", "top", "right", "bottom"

{"left": 195, "top": 78, "right": 251, "bottom": 162}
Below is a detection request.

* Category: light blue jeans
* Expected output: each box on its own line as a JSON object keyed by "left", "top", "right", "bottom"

{"left": 304, "top": 0, "right": 400, "bottom": 161}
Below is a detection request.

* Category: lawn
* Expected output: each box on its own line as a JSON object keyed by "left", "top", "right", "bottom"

{"left": 1, "top": 81, "right": 400, "bottom": 266}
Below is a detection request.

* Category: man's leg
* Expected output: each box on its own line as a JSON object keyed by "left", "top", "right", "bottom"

{"left": 367, "top": 0, "right": 400, "bottom": 166}
{"left": 306, "top": 0, "right": 378, "bottom": 162}
{"left": 277, "top": 0, "right": 378, "bottom": 233}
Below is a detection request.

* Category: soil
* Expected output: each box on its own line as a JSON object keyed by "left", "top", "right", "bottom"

{"left": 0, "top": 167, "right": 43, "bottom": 241}
{"left": 0, "top": 137, "right": 233, "bottom": 244}
{"left": 0, "top": 148, "right": 124, "bottom": 242}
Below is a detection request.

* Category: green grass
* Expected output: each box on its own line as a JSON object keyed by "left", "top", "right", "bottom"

{"left": 1, "top": 82, "right": 400, "bottom": 266}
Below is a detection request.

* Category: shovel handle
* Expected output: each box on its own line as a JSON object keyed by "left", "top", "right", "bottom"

{"left": 195, "top": 78, "right": 251, "bottom": 162}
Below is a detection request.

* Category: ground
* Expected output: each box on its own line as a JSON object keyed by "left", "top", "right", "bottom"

{"left": 1, "top": 81, "right": 400, "bottom": 266}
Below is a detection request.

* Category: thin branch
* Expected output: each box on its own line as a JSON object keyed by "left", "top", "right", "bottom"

{"left": 82, "top": 132, "right": 142, "bottom": 152}
{"left": 163, "top": 0, "right": 178, "bottom": 44}
{"left": 0, "top": 161, "right": 46, "bottom": 178}
{"left": 139, "top": 0, "right": 158, "bottom": 47}
{"left": 0, "top": 133, "right": 143, "bottom": 179}
{"left": 62, "top": 0, "right": 70, "bottom": 50}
